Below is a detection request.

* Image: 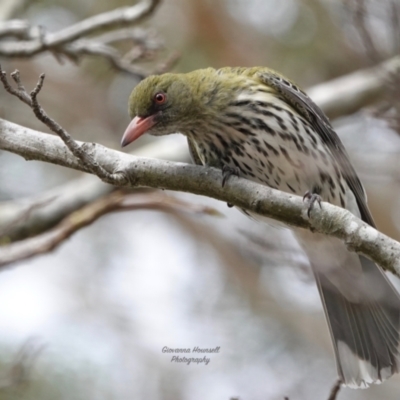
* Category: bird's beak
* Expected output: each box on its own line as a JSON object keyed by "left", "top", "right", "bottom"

{"left": 121, "top": 115, "right": 157, "bottom": 147}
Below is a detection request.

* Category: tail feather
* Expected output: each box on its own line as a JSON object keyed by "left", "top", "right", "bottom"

{"left": 314, "top": 255, "right": 400, "bottom": 388}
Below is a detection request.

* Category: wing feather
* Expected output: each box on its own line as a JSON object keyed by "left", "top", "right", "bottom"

{"left": 258, "top": 71, "right": 376, "bottom": 227}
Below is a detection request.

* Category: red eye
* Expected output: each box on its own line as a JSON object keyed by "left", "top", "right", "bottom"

{"left": 154, "top": 92, "right": 166, "bottom": 104}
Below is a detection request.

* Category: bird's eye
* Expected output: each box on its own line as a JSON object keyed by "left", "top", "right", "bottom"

{"left": 154, "top": 92, "right": 166, "bottom": 105}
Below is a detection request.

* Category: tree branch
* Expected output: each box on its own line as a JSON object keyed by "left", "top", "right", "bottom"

{"left": 1, "top": 117, "right": 400, "bottom": 276}
{"left": 0, "top": 67, "right": 128, "bottom": 185}
{"left": 0, "top": 338, "right": 44, "bottom": 390}
{"left": 1, "top": 55, "right": 400, "bottom": 274}
{"left": 0, "top": 138, "right": 190, "bottom": 242}
{"left": 327, "top": 379, "right": 342, "bottom": 400}
{"left": 0, "top": 195, "right": 56, "bottom": 239}
{"left": 0, "top": 0, "right": 168, "bottom": 78}
{"left": 0, "top": 19, "right": 32, "bottom": 39}
{"left": 307, "top": 55, "right": 400, "bottom": 119}
{"left": 0, "top": 55, "right": 398, "bottom": 243}
{"left": 0, "top": 191, "right": 220, "bottom": 268}
{"left": 0, "top": 0, "right": 161, "bottom": 53}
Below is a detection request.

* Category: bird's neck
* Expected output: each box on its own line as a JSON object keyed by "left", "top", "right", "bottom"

{"left": 184, "top": 72, "right": 293, "bottom": 169}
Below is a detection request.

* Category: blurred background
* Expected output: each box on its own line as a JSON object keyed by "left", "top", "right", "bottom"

{"left": 1, "top": 0, "right": 400, "bottom": 399}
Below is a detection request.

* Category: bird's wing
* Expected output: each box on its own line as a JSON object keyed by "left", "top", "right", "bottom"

{"left": 258, "top": 71, "right": 376, "bottom": 228}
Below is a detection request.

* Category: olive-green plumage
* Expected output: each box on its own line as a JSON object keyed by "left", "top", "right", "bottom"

{"left": 123, "top": 67, "right": 400, "bottom": 388}
{"left": 128, "top": 67, "right": 290, "bottom": 138}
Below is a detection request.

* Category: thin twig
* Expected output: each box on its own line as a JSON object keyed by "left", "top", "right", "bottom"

{"left": 55, "top": 27, "right": 170, "bottom": 77}
{"left": 327, "top": 379, "right": 341, "bottom": 400}
{"left": 282, "top": 379, "right": 341, "bottom": 400}
{"left": 61, "top": 40, "right": 153, "bottom": 77}
{"left": 0, "top": 68, "right": 30, "bottom": 105}
{"left": 0, "top": 66, "right": 128, "bottom": 185}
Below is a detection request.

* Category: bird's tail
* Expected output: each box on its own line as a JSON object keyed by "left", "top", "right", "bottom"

{"left": 314, "top": 255, "right": 400, "bottom": 388}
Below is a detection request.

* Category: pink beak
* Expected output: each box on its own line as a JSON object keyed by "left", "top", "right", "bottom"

{"left": 121, "top": 115, "right": 157, "bottom": 147}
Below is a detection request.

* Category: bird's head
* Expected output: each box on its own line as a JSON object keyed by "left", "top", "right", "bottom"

{"left": 121, "top": 73, "right": 208, "bottom": 147}
{"left": 121, "top": 69, "right": 237, "bottom": 147}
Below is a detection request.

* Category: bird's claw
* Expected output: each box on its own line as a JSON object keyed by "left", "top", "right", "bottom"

{"left": 303, "top": 191, "right": 322, "bottom": 217}
{"left": 222, "top": 165, "right": 240, "bottom": 187}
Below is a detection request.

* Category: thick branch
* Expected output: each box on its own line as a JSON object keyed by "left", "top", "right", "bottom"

{"left": 0, "top": 138, "right": 189, "bottom": 242}
{"left": 1, "top": 119, "right": 400, "bottom": 276}
{"left": 1, "top": 55, "right": 400, "bottom": 269}
{"left": 0, "top": 56, "right": 398, "bottom": 242}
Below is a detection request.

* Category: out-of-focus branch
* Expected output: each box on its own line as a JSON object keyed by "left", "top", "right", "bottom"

{"left": 0, "top": 0, "right": 169, "bottom": 78}
{"left": 350, "top": 0, "right": 381, "bottom": 64}
{"left": 327, "top": 380, "right": 341, "bottom": 400}
{"left": 372, "top": 65, "right": 400, "bottom": 134}
{"left": 307, "top": 55, "right": 400, "bottom": 119}
{"left": 0, "top": 196, "right": 56, "bottom": 240}
{"left": 61, "top": 38, "right": 180, "bottom": 77}
{"left": 0, "top": 191, "right": 220, "bottom": 268}
{"left": 345, "top": 0, "right": 400, "bottom": 64}
{"left": 0, "top": 0, "right": 161, "bottom": 52}
{"left": 284, "top": 379, "right": 341, "bottom": 400}
{"left": 0, "top": 338, "right": 44, "bottom": 391}
{"left": 0, "top": 178, "right": 112, "bottom": 243}
{"left": 0, "top": 138, "right": 190, "bottom": 242}
{"left": 0, "top": 19, "right": 31, "bottom": 38}
{"left": 0, "top": 0, "right": 25, "bottom": 22}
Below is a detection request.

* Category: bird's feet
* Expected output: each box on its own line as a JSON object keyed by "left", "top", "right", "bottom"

{"left": 222, "top": 165, "right": 240, "bottom": 187}
{"left": 222, "top": 165, "right": 240, "bottom": 208}
{"left": 303, "top": 190, "right": 322, "bottom": 217}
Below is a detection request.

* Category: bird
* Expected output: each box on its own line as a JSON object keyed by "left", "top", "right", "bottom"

{"left": 121, "top": 66, "right": 400, "bottom": 388}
